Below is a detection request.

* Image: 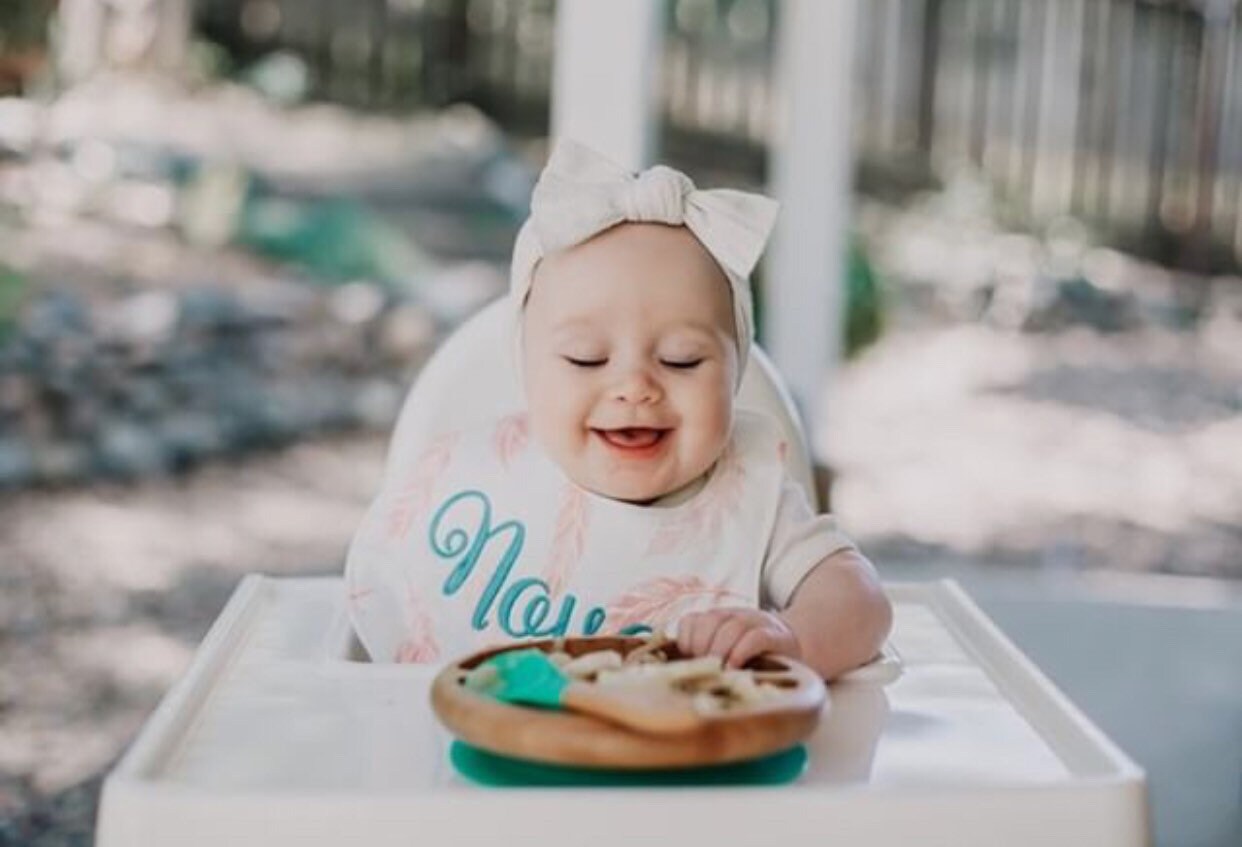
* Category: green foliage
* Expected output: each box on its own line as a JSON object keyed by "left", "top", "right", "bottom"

{"left": 752, "top": 235, "right": 886, "bottom": 359}
{"left": 237, "top": 194, "right": 425, "bottom": 289}
{"left": 177, "top": 158, "right": 430, "bottom": 291}
{"left": 844, "top": 237, "right": 884, "bottom": 358}
{"left": 0, "top": 264, "right": 29, "bottom": 339}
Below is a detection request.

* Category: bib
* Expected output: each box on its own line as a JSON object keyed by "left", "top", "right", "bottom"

{"left": 346, "top": 411, "right": 787, "bottom": 663}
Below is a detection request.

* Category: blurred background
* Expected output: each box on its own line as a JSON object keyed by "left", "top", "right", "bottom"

{"left": 0, "top": 0, "right": 1240, "bottom": 844}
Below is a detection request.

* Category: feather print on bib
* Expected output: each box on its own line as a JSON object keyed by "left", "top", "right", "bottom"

{"left": 345, "top": 568, "right": 373, "bottom": 610}
{"left": 646, "top": 446, "right": 747, "bottom": 559}
{"left": 542, "top": 484, "right": 591, "bottom": 596}
{"left": 393, "top": 588, "right": 440, "bottom": 663}
{"left": 604, "top": 575, "right": 747, "bottom": 633}
{"left": 384, "top": 431, "right": 460, "bottom": 542}
{"left": 493, "top": 412, "right": 529, "bottom": 470}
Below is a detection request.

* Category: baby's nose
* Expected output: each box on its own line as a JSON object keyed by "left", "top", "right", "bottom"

{"left": 611, "top": 367, "right": 663, "bottom": 404}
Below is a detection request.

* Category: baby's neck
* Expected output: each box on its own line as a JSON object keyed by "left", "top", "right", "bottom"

{"left": 621, "top": 470, "right": 710, "bottom": 508}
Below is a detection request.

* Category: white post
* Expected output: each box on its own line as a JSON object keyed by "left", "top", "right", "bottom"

{"left": 550, "top": 0, "right": 665, "bottom": 171}
{"left": 153, "top": 0, "right": 193, "bottom": 76}
{"left": 57, "top": 0, "right": 106, "bottom": 84}
{"left": 766, "top": 0, "right": 858, "bottom": 445}
{"left": 1031, "top": 0, "right": 1083, "bottom": 218}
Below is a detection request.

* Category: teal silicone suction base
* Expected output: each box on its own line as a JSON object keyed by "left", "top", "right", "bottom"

{"left": 450, "top": 741, "right": 808, "bottom": 787}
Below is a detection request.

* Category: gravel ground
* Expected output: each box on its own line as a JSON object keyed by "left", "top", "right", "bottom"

{"left": 827, "top": 322, "right": 1242, "bottom": 579}
{"left": 0, "top": 434, "right": 388, "bottom": 845}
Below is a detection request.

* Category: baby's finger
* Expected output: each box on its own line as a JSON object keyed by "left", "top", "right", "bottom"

{"left": 674, "top": 611, "right": 706, "bottom": 656}
{"left": 705, "top": 615, "right": 750, "bottom": 661}
{"left": 725, "top": 627, "right": 778, "bottom": 669}
{"left": 678, "top": 610, "right": 725, "bottom": 658}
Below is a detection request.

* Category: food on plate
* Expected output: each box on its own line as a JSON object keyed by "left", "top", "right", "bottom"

{"left": 464, "top": 635, "right": 797, "bottom": 716}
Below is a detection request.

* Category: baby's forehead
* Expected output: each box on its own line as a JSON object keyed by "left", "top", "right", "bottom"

{"left": 529, "top": 223, "right": 733, "bottom": 320}
{"left": 543, "top": 221, "right": 719, "bottom": 269}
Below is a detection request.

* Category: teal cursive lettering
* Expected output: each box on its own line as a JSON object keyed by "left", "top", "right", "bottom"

{"left": 427, "top": 489, "right": 524, "bottom": 630}
{"left": 425, "top": 488, "right": 648, "bottom": 639}
{"left": 582, "top": 607, "right": 607, "bottom": 636}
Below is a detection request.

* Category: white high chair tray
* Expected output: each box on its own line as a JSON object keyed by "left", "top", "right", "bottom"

{"left": 96, "top": 577, "right": 1147, "bottom": 847}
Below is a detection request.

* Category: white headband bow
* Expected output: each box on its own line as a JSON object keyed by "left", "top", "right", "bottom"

{"left": 509, "top": 139, "right": 778, "bottom": 383}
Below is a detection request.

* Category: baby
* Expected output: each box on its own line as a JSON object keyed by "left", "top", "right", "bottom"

{"left": 346, "top": 140, "right": 891, "bottom": 680}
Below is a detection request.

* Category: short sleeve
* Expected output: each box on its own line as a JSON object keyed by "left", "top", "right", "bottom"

{"left": 760, "top": 476, "right": 856, "bottom": 609}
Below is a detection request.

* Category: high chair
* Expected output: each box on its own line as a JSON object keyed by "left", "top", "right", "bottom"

{"left": 95, "top": 300, "right": 1149, "bottom": 847}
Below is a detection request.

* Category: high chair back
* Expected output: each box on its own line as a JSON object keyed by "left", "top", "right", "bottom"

{"left": 385, "top": 298, "right": 820, "bottom": 509}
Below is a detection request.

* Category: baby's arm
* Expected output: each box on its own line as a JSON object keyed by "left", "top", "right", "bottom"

{"left": 676, "top": 548, "right": 892, "bottom": 681}
{"left": 776, "top": 547, "right": 892, "bottom": 680}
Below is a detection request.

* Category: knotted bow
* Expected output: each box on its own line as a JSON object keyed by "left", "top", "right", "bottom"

{"left": 510, "top": 139, "right": 779, "bottom": 383}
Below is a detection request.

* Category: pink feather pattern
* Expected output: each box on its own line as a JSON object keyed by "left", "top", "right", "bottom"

{"left": 346, "top": 585, "right": 373, "bottom": 609}
{"left": 542, "top": 484, "right": 590, "bottom": 596}
{"left": 344, "top": 562, "right": 372, "bottom": 609}
{"left": 393, "top": 589, "right": 440, "bottom": 663}
{"left": 645, "top": 445, "right": 747, "bottom": 558}
{"left": 604, "top": 575, "right": 747, "bottom": 634}
{"left": 493, "top": 412, "right": 530, "bottom": 470}
{"left": 384, "top": 432, "right": 460, "bottom": 541}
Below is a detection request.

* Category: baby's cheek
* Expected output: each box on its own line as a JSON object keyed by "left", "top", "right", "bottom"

{"left": 527, "top": 402, "right": 584, "bottom": 466}
{"left": 703, "top": 403, "right": 734, "bottom": 456}
{"left": 525, "top": 406, "right": 561, "bottom": 452}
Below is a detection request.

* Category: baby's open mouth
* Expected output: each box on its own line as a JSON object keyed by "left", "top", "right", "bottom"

{"left": 594, "top": 427, "right": 670, "bottom": 450}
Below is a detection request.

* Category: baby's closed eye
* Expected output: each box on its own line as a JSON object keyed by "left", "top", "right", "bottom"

{"left": 661, "top": 358, "right": 703, "bottom": 370}
{"left": 658, "top": 344, "right": 711, "bottom": 370}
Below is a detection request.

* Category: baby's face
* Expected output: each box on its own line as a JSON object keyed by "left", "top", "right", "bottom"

{"left": 522, "top": 223, "right": 738, "bottom": 503}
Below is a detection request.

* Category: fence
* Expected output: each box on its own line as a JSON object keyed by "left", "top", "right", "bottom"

{"left": 854, "top": 0, "right": 1242, "bottom": 269}
{"left": 192, "top": 0, "right": 554, "bottom": 135}
{"left": 5, "top": 0, "right": 1241, "bottom": 268}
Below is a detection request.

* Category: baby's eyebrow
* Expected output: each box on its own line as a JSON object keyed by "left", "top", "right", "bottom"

{"left": 545, "top": 319, "right": 730, "bottom": 348}
{"left": 662, "top": 324, "right": 729, "bottom": 344}
{"left": 547, "top": 320, "right": 603, "bottom": 343}
{"left": 550, "top": 317, "right": 598, "bottom": 331}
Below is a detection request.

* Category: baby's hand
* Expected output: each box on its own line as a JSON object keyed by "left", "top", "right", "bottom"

{"left": 675, "top": 607, "right": 802, "bottom": 669}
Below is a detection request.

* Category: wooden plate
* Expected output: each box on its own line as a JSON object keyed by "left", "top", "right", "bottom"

{"left": 430, "top": 636, "right": 828, "bottom": 770}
